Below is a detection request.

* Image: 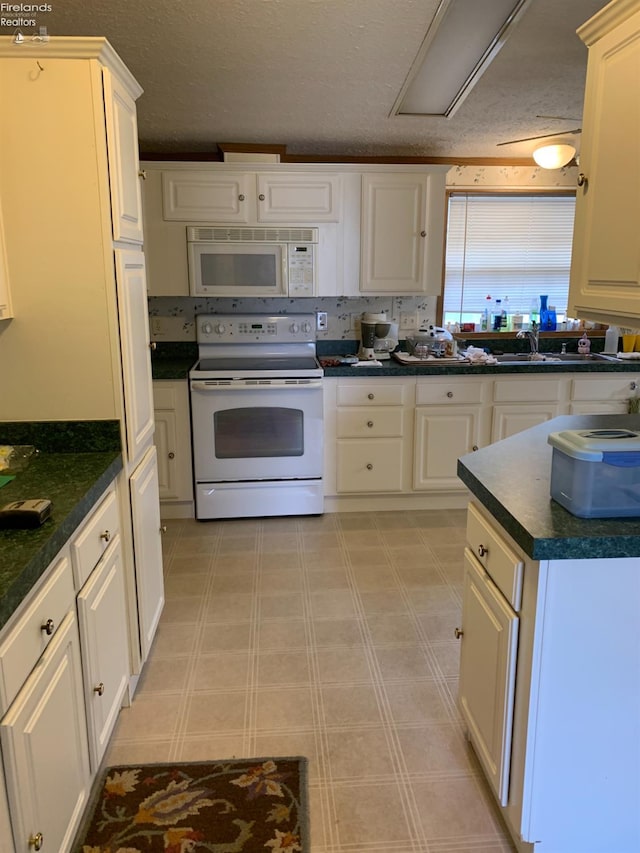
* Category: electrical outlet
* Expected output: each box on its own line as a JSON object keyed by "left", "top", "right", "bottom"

{"left": 150, "top": 317, "right": 165, "bottom": 336}
{"left": 351, "top": 313, "right": 361, "bottom": 331}
{"left": 400, "top": 312, "right": 418, "bottom": 330}
{"left": 316, "top": 311, "right": 328, "bottom": 331}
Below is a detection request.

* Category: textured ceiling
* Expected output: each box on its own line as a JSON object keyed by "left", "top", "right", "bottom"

{"left": 20, "top": 0, "right": 610, "bottom": 161}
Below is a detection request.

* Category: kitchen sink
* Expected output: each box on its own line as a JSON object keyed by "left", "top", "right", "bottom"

{"left": 493, "top": 352, "right": 621, "bottom": 365}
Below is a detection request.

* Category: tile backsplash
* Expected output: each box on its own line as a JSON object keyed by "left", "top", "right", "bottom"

{"left": 148, "top": 295, "right": 438, "bottom": 341}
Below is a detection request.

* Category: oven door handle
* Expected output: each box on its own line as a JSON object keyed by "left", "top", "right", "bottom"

{"left": 190, "top": 379, "right": 324, "bottom": 391}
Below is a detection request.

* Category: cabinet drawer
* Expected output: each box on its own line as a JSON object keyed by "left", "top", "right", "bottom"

{"left": 0, "top": 554, "right": 75, "bottom": 713}
{"left": 70, "top": 488, "right": 121, "bottom": 590}
{"left": 337, "top": 408, "right": 403, "bottom": 438}
{"left": 416, "top": 381, "right": 483, "bottom": 405}
{"left": 493, "top": 377, "right": 561, "bottom": 402}
{"left": 466, "top": 502, "right": 523, "bottom": 611}
{"left": 336, "top": 439, "right": 403, "bottom": 492}
{"left": 571, "top": 376, "right": 638, "bottom": 401}
{"left": 337, "top": 383, "right": 405, "bottom": 406}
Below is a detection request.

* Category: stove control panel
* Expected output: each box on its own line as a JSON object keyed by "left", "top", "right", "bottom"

{"left": 196, "top": 314, "right": 317, "bottom": 344}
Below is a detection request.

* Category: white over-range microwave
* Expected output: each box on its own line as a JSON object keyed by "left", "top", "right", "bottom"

{"left": 187, "top": 226, "right": 318, "bottom": 297}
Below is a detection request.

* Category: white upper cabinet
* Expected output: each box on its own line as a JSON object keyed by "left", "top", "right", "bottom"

{"left": 359, "top": 170, "right": 446, "bottom": 294}
{"left": 161, "top": 170, "right": 341, "bottom": 223}
{"left": 569, "top": 1, "right": 640, "bottom": 325}
{"left": 103, "top": 69, "right": 144, "bottom": 244}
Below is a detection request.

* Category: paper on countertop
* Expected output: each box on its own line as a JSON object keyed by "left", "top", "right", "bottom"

{"left": 353, "top": 359, "right": 383, "bottom": 367}
{"left": 617, "top": 352, "right": 640, "bottom": 359}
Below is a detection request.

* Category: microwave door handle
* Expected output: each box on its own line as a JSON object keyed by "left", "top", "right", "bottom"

{"left": 282, "top": 245, "right": 288, "bottom": 294}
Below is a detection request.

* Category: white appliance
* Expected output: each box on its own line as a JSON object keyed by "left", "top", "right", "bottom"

{"left": 187, "top": 227, "right": 318, "bottom": 297}
{"left": 189, "top": 313, "right": 324, "bottom": 520}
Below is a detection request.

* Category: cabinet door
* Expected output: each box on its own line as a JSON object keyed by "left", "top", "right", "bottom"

{"left": 256, "top": 173, "right": 341, "bottom": 222}
{"left": 103, "top": 70, "right": 144, "bottom": 244}
{"left": 360, "top": 171, "right": 445, "bottom": 294}
{"left": 336, "top": 438, "right": 404, "bottom": 492}
{"left": 129, "top": 445, "right": 165, "bottom": 661}
{"left": 77, "top": 538, "right": 130, "bottom": 771}
{"left": 115, "top": 248, "right": 155, "bottom": 464}
{"left": 458, "top": 550, "right": 519, "bottom": 807}
{"left": 0, "top": 196, "right": 12, "bottom": 320}
{"left": 413, "top": 405, "right": 481, "bottom": 491}
{"left": 153, "top": 381, "right": 194, "bottom": 502}
{"left": 491, "top": 403, "right": 559, "bottom": 442}
{"left": 569, "top": 6, "right": 640, "bottom": 324}
{"left": 0, "top": 612, "right": 90, "bottom": 853}
{"left": 162, "top": 171, "right": 251, "bottom": 222}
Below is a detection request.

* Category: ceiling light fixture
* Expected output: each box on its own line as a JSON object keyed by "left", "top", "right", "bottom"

{"left": 532, "top": 143, "right": 576, "bottom": 169}
{"left": 393, "top": 0, "right": 532, "bottom": 118}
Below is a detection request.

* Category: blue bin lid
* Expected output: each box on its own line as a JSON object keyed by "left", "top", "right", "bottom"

{"left": 548, "top": 429, "right": 640, "bottom": 462}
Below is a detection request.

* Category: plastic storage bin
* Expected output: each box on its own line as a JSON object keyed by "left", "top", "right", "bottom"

{"left": 548, "top": 429, "right": 640, "bottom": 518}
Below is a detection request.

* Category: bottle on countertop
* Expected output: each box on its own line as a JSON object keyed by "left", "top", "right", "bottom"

{"left": 502, "top": 296, "right": 510, "bottom": 331}
{"left": 481, "top": 295, "right": 491, "bottom": 331}
{"left": 493, "top": 298, "right": 503, "bottom": 331}
{"left": 604, "top": 325, "right": 620, "bottom": 354}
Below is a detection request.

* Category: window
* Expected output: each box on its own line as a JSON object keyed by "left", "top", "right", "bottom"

{"left": 442, "top": 193, "right": 576, "bottom": 329}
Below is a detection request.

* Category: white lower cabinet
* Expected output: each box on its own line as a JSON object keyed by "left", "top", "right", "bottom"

{"left": 77, "top": 538, "right": 130, "bottom": 771}
{"left": 130, "top": 445, "right": 165, "bottom": 660}
{"left": 459, "top": 500, "right": 640, "bottom": 852}
{"left": 569, "top": 374, "right": 638, "bottom": 414}
{"left": 0, "top": 611, "right": 90, "bottom": 853}
{"left": 153, "top": 380, "right": 194, "bottom": 516}
{"left": 491, "top": 377, "right": 561, "bottom": 442}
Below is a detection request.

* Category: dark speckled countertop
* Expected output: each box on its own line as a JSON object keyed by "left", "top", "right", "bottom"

{"left": 458, "top": 414, "right": 640, "bottom": 561}
{"left": 0, "top": 421, "right": 123, "bottom": 632}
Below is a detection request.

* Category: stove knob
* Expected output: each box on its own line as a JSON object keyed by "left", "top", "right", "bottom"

{"left": 290, "top": 323, "right": 300, "bottom": 334}
{"left": 202, "top": 322, "right": 212, "bottom": 335}
{"left": 214, "top": 323, "right": 226, "bottom": 335}
{"left": 302, "top": 321, "right": 312, "bottom": 334}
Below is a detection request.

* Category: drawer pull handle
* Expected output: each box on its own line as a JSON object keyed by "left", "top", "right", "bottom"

{"left": 41, "top": 619, "right": 55, "bottom": 636}
{"left": 367, "top": 393, "right": 375, "bottom": 400}
{"left": 366, "top": 463, "right": 373, "bottom": 470}
{"left": 238, "top": 194, "right": 245, "bottom": 201}
{"left": 631, "top": 381, "right": 637, "bottom": 391}
{"left": 477, "top": 544, "right": 488, "bottom": 557}
{"left": 168, "top": 451, "right": 175, "bottom": 459}
{"left": 94, "top": 682, "right": 105, "bottom": 696}
{"left": 454, "top": 627, "right": 463, "bottom": 639}
{"left": 100, "top": 530, "right": 111, "bottom": 542}
{"left": 29, "top": 833, "right": 44, "bottom": 851}
{"left": 472, "top": 445, "right": 479, "bottom": 451}
{"left": 367, "top": 421, "right": 374, "bottom": 428}
{"left": 446, "top": 391, "right": 453, "bottom": 398}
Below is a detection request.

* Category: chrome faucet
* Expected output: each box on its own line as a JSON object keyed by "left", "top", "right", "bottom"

{"left": 516, "top": 321, "right": 539, "bottom": 355}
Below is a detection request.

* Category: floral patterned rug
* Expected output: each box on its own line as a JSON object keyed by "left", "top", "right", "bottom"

{"left": 73, "top": 757, "right": 309, "bottom": 853}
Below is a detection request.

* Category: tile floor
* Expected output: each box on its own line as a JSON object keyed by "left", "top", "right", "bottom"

{"left": 106, "top": 509, "right": 517, "bottom": 853}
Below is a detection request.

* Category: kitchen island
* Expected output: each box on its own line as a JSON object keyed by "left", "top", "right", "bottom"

{"left": 455, "top": 414, "right": 640, "bottom": 853}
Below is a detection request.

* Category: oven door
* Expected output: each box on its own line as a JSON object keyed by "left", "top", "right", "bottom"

{"left": 190, "top": 378, "right": 323, "bottom": 481}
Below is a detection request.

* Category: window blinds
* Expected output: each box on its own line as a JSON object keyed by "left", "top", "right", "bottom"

{"left": 443, "top": 193, "right": 576, "bottom": 319}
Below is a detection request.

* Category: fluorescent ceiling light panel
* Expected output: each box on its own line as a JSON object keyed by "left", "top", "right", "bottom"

{"left": 394, "top": 0, "right": 532, "bottom": 117}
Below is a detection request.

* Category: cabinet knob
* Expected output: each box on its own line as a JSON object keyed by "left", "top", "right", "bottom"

{"left": 160, "top": 525, "right": 167, "bottom": 533}
{"left": 367, "top": 421, "right": 374, "bottom": 428}
{"left": 149, "top": 341, "right": 157, "bottom": 351}
{"left": 454, "top": 627, "right": 463, "bottom": 639}
{"left": 29, "top": 833, "right": 44, "bottom": 851}
{"left": 478, "top": 544, "right": 488, "bottom": 557}
{"left": 420, "top": 230, "right": 426, "bottom": 237}
{"left": 138, "top": 169, "right": 147, "bottom": 180}
{"left": 631, "top": 381, "right": 637, "bottom": 391}
{"left": 368, "top": 393, "right": 375, "bottom": 400}
{"left": 168, "top": 451, "right": 175, "bottom": 459}
{"left": 100, "top": 529, "right": 111, "bottom": 542}
{"left": 238, "top": 194, "right": 245, "bottom": 201}
{"left": 446, "top": 391, "right": 453, "bottom": 398}
{"left": 366, "top": 463, "right": 373, "bottom": 470}
{"left": 41, "top": 619, "right": 55, "bottom": 636}
{"left": 577, "top": 173, "right": 588, "bottom": 188}
{"left": 472, "top": 445, "right": 479, "bottom": 451}
{"left": 94, "top": 682, "right": 105, "bottom": 696}
{"left": 258, "top": 193, "right": 265, "bottom": 201}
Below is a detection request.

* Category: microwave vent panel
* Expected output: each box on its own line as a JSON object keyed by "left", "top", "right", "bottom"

{"left": 187, "top": 226, "right": 318, "bottom": 243}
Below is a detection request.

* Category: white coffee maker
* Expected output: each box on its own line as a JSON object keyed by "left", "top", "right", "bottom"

{"left": 359, "top": 312, "right": 392, "bottom": 360}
